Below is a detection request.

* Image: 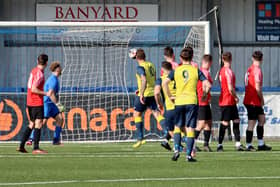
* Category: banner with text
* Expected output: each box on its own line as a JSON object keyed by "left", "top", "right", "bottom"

{"left": 256, "top": 1, "right": 280, "bottom": 41}
{"left": 36, "top": 4, "right": 158, "bottom": 41}
{"left": 1, "top": 93, "right": 280, "bottom": 141}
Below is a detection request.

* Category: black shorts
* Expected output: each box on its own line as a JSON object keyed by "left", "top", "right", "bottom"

{"left": 27, "top": 106, "right": 44, "bottom": 122}
{"left": 198, "top": 105, "right": 212, "bottom": 120}
{"left": 220, "top": 105, "right": 239, "bottom": 121}
{"left": 134, "top": 96, "right": 158, "bottom": 112}
{"left": 245, "top": 105, "right": 264, "bottom": 120}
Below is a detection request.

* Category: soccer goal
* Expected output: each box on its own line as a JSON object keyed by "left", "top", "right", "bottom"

{"left": 0, "top": 21, "right": 210, "bottom": 142}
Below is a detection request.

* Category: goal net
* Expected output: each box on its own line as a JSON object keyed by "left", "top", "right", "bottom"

{"left": 0, "top": 22, "right": 210, "bottom": 142}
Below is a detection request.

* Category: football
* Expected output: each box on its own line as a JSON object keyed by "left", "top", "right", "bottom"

{"left": 128, "top": 48, "right": 137, "bottom": 59}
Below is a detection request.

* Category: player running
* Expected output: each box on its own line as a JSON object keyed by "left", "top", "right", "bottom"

{"left": 217, "top": 52, "right": 244, "bottom": 152}
{"left": 17, "top": 54, "right": 50, "bottom": 154}
{"left": 163, "top": 47, "right": 211, "bottom": 162}
{"left": 194, "top": 55, "right": 213, "bottom": 152}
{"left": 132, "top": 49, "right": 166, "bottom": 148}
{"left": 155, "top": 61, "right": 176, "bottom": 151}
{"left": 244, "top": 51, "right": 271, "bottom": 151}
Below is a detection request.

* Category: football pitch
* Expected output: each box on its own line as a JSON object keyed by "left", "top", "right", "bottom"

{"left": 0, "top": 142, "right": 279, "bottom": 187}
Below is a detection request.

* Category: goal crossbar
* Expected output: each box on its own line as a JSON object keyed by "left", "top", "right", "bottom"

{"left": 0, "top": 21, "right": 210, "bottom": 54}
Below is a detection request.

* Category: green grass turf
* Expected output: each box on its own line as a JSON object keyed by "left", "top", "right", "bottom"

{"left": 0, "top": 142, "right": 279, "bottom": 187}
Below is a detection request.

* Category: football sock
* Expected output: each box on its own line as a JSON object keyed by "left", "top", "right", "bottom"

{"left": 33, "top": 128, "right": 41, "bottom": 150}
{"left": 135, "top": 117, "right": 144, "bottom": 140}
{"left": 186, "top": 131, "right": 195, "bottom": 156}
{"left": 173, "top": 127, "right": 181, "bottom": 152}
{"left": 156, "top": 115, "right": 165, "bottom": 130}
{"left": 30, "top": 130, "right": 34, "bottom": 141}
{"left": 204, "top": 130, "right": 211, "bottom": 146}
{"left": 257, "top": 125, "right": 264, "bottom": 146}
{"left": 246, "top": 130, "right": 253, "bottom": 146}
{"left": 165, "top": 132, "right": 171, "bottom": 141}
{"left": 194, "top": 130, "right": 200, "bottom": 139}
{"left": 218, "top": 124, "right": 227, "bottom": 144}
{"left": 20, "top": 127, "right": 32, "bottom": 148}
{"left": 53, "top": 126, "right": 62, "bottom": 141}
{"left": 233, "top": 122, "right": 241, "bottom": 142}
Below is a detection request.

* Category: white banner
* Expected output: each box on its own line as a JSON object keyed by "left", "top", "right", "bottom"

{"left": 36, "top": 4, "right": 158, "bottom": 41}
{"left": 36, "top": 4, "right": 158, "bottom": 22}
{"left": 237, "top": 94, "right": 280, "bottom": 137}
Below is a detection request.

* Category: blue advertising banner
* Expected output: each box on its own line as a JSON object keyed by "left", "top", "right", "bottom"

{"left": 256, "top": 1, "right": 280, "bottom": 41}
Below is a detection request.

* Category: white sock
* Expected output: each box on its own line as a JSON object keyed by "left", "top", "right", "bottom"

{"left": 246, "top": 143, "right": 252, "bottom": 148}
{"left": 258, "top": 139, "right": 264, "bottom": 146}
{"left": 218, "top": 144, "right": 223, "bottom": 147}
{"left": 235, "top": 141, "right": 241, "bottom": 147}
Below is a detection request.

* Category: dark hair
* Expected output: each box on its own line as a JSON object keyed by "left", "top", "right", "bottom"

{"left": 161, "top": 61, "right": 172, "bottom": 71}
{"left": 252, "top": 51, "right": 263, "bottom": 61}
{"left": 164, "top": 46, "right": 174, "bottom": 58}
{"left": 202, "top": 54, "right": 212, "bottom": 62}
{"left": 38, "top": 54, "right": 48, "bottom": 65}
{"left": 136, "top": 49, "right": 146, "bottom": 60}
{"left": 50, "top": 61, "right": 61, "bottom": 72}
{"left": 222, "top": 52, "right": 232, "bottom": 62}
{"left": 180, "top": 46, "right": 193, "bottom": 61}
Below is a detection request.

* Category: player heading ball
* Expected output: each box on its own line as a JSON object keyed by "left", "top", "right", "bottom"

{"left": 131, "top": 49, "right": 166, "bottom": 148}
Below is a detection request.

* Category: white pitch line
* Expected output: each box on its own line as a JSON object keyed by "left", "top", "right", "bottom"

{"left": 1, "top": 176, "right": 280, "bottom": 186}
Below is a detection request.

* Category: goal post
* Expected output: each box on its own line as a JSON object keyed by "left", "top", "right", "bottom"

{"left": 0, "top": 21, "right": 210, "bottom": 142}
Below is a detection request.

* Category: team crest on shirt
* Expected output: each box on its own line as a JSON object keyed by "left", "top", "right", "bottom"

{"left": 182, "top": 70, "right": 189, "bottom": 83}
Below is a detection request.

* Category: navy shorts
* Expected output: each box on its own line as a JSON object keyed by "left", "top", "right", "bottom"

{"left": 164, "top": 109, "right": 176, "bottom": 131}
{"left": 134, "top": 96, "right": 158, "bottom": 112}
{"left": 44, "top": 103, "right": 60, "bottom": 119}
{"left": 175, "top": 104, "right": 198, "bottom": 128}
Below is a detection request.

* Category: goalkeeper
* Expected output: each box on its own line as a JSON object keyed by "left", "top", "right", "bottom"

{"left": 43, "top": 61, "right": 64, "bottom": 145}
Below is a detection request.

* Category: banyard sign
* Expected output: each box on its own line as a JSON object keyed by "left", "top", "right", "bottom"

{"left": 36, "top": 4, "right": 158, "bottom": 22}
{"left": 36, "top": 4, "right": 158, "bottom": 41}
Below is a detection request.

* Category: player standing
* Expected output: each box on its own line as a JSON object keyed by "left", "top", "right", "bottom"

{"left": 194, "top": 55, "right": 213, "bottom": 152}
{"left": 244, "top": 51, "right": 271, "bottom": 151}
{"left": 217, "top": 52, "right": 244, "bottom": 152}
{"left": 44, "top": 61, "right": 64, "bottom": 145}
{"left": 132, "top": 49, "right": 166, "bottom": 148}
{"left": 17, "top": 54, "right": 50, "bottom": 154}
{"left": 155, "top": 61, "right": 176, "bottom": 151}
{"left": 163, "top": 47, "right": 211, "bottom": 162}
{"left": 160, "top": 46, "right": 178, "bottom": 76}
